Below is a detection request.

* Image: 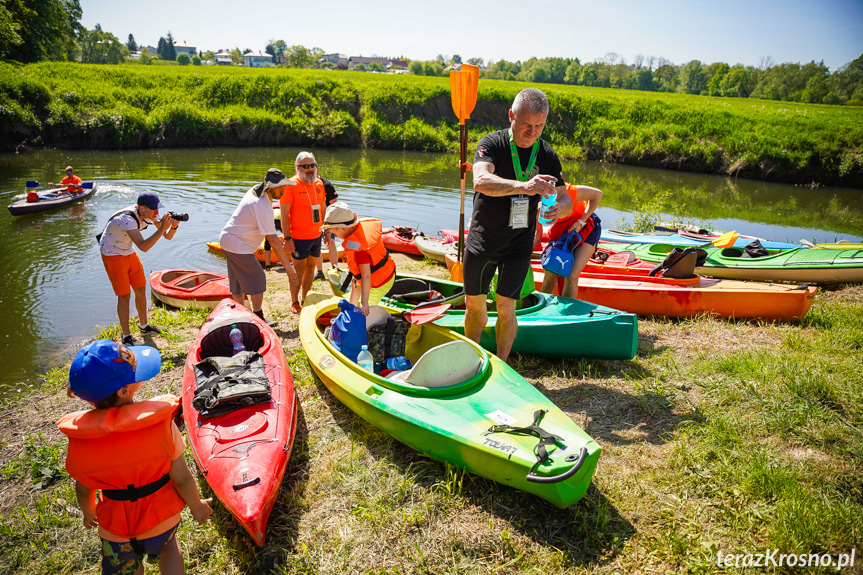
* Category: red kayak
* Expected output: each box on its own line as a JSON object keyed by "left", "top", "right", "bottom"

{"left": 442, "top": 227, "right": 550, "bottom": 253}
{"left": 182, "top": 300, "right": 298, "bottom": 545}
{"left": 382, "top": 226, "right": 423, "bottom": 255}
{"left": 149, "top": 270, "right": 237, "bottom": 310}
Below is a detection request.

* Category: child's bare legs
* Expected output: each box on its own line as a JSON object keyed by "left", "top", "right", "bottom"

{"left": 158, "top": 535, "right": 184, "bottom": 575}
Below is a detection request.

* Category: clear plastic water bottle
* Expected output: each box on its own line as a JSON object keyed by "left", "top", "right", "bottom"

{"left": 538, "top": 191, "right": 557, "bottom": 224}
{"left": 357, "top": 345, "right": 374, "bottom": 372}
{"left": 230, "top": 324, "right": 245, "bottom": 355}
{"left": 386, "top": 356, "right": 412, "bottom": 371}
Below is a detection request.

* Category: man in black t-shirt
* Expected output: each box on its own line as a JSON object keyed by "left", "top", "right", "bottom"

{"left": 464, "top": 88, "right": 572, "bottom": 362}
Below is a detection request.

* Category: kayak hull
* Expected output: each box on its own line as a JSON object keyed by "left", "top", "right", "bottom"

{"left": 149, "top": 270, "right": 239, "bottom": 310}
{"left": 532, "top": 265, "right": 818, "bottom": 322}
{"left": 182, "top": 300, "right": 298, "bottom": 545}
{"left": 299, "top": 293, "right": 601, "bottom": 508}
{"left": 415, "top": 235, "right": 456, "bottom": 263}
{"left": 8, "top": 187, "right": 96, "bottom": 216}
{"left": 329, "top": 271, "right": 638, "bottom": 360}
{"left": 207, "top": 236, "right": 343, "bottom": 264}
{"left": 602, "top": 243, "right": 863, "bottom": 284}
{"left": 382, "top": 228, "right": 423, "bottom": 255}
{"left": 600, "top": 228, "right": 802, "bottom": 250}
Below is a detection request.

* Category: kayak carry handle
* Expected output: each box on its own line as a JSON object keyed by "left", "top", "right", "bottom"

{"left": 232, "top": 477, "right": 261, "bottom": 490}
{"left": 526, "top": 447, "right": 587, "bottom": 484}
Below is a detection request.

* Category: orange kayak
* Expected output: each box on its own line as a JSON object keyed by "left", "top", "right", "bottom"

{"left": 207, "top": 236, "right": 343, "bottom": 264}
{"left": 531, "top": 264, "right": 817, "bottom": 322}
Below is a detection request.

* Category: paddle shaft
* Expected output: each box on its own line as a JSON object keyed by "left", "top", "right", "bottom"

{"left": 458, "top": 121, "right": 468, "bottom": 263}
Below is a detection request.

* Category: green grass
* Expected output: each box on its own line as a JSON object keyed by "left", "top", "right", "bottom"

{"left": 1, "top": 61, "right": 862, "bottom": 186}
{"left": 0, "top": 278, "right": 860, "bottom": 573}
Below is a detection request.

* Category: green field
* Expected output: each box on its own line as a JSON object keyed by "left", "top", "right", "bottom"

{"left": 0, "top": 262, "right": 861, "bottom": 574}
{"left": 2, "top": 62, "right": 863, "bottom": 188}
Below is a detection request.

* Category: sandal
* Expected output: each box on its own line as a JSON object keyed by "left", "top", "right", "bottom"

{"left": 291, "top": 301, "right": 302, "bottom": 314}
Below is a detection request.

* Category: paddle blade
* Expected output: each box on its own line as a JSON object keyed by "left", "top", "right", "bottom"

{"left": 25, "top": 180, "right": 40, "bottom": 188}
{"left": 449, "top": 64, "right": 479, "bottom": 124}
{"left": 711, "top": 231, "right": 740, "bottom": 248}
{"left": 80, "top": 182, "right": 94, "bottom": 189}
{"left": 403, "top": 303, "right": 451, "bottom": 325}
{"left": 450, "top": 261, "right": 464, "bottom": 283}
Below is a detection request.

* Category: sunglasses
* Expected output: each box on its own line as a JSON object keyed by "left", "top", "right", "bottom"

{"left": 298, "top": 163, "right": 317, "bottom": 169}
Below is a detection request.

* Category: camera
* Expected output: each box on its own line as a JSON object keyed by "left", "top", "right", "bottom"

{"left": 167, "top": 211, "right": 190, "bottom": 222}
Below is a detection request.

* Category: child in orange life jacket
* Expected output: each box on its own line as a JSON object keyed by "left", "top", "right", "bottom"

{"left": 57, "top": 339, "right": 213, "bottom": 575}
{"left": 320, "top": 201, "right": 396, "bottom": 315}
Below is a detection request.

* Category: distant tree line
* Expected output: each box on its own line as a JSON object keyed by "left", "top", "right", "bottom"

{"left": 1, "top": 1, "right": 860, "bottom": 106}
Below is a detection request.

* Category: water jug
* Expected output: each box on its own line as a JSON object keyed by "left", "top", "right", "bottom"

{"left": 538, "top": 191, "right": 557, "bottom": 224}
{"left": 386, "top": 356, "right": 412, "bottom": 371}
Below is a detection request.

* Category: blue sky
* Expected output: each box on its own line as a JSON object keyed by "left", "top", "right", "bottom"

{"left": 81, "top": 0, "right": 863, "bottom": 71}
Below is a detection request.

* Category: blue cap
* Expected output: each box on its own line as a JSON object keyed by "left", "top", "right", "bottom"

{"left": 68, "top": 340, "right": 162, "bottom": 402}
{"left": 137, "top": 192, "right": 165, "bottom": 210}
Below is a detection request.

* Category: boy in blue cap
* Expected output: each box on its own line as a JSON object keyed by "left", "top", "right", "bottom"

{"left": 98, "top": 192, "right": 180, "bottom": 346}
{"left": 58, "top": 339, "right": 212, "bottom": 575}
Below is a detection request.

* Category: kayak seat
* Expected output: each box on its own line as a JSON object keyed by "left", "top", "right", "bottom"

{"left": 386, "top": 341, "right": 480, "bottom": 388}
{"left": 386, "top": 277, "right": 430, "bottom": 298}
{"left": 604, "top": 251, "right": 638, "bottom": 266}
{"left": 200, "top": 320, "right": 264, "bottom": 358}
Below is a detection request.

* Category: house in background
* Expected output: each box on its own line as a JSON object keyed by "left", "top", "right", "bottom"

{"left": 244, "top": 51, "right": 273, "bottom": 68}
{"left": 319, "top": 53, "right": 348, "bottom": 67}
{"left": 214, "top": 50, "right": 233, "bottom": 65}
{"left": 273, "top": 54, "right": 288, "bottom": 65}
{"left": 348, "top": 56, "right": 409, "bottom": 72}
{"left": 174, "top": 41, "right": 196, "bottom": 58}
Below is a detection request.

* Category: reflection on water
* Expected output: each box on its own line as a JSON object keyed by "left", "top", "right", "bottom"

{"left": 0, "top": 147, "right": 861, "bottom": 397}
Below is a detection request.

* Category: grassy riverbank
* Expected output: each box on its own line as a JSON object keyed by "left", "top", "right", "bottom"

{"left": 0, "top": 254, "right": 861, "bottom": 574}
{"left": 2, "top": 62, "right": 863, "bottom": 187}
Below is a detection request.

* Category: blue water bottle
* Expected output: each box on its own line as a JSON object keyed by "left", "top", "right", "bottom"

{"left": 357, "top": 345, "right": 374, "bottom": 372}
{"left": 386, "top": 356, "right": 412, "bottom": 371}
{"left": 230, "top": 324, "right": 245, "bottom": 355}
{"left": 538, "top": 191, "right": 557, "bottom": 224}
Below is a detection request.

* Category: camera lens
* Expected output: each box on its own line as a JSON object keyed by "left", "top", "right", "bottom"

{"left": 168, "top": 211, "right": 190, "bottom": 222}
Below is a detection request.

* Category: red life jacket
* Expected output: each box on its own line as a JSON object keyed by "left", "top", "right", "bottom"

{"left": 57, "top": 395, "right": 186, "bottom": 539}
{"left": 344, "top": 219, "right": 396, "bottom": 288}
{"left": 26, "top": 190, "right": 39, "bottom": 202}
{"left": 548, "top": 183, "right": 595, "bottom": 241}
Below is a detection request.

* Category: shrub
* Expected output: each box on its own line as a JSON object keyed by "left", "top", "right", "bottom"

{"left": 177, "top": 53, "right": 191, "bottom": 66}
{"left": 191, "top": 55, "right": 201, "bottom": 66}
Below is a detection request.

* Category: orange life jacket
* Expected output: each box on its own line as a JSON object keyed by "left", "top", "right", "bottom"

{"left": 57, "top": 395, "right": 186, "bottom": 539}
{"left": 26, "top": 190, "right": 39, "bottom": 202}
{"left": 344, "top": 219, "right": 395, "bottom": 288}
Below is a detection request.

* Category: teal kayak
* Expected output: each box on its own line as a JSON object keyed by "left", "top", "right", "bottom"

{"left": 327, "top": 270, "right": 638, "bottom": 360}
{"left": 600, "top": 242, "right": 863, "bottom": 284}
{"left": 299, "top": 293, "right": 602, "bottom": 508}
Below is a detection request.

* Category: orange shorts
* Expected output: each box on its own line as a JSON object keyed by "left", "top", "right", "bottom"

{"left": 102, "top": 253, "right": 146, "bottom": 296}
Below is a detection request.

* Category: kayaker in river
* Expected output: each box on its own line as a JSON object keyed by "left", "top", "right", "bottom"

{"left": 465, "top": 88, "right": 571, "bottom": 363}
{"left": 98, "top": 191, "right": 178, "bottom": 347}
{"left": 539, "top": 182, "right": 604, "bottom": 299}
{"left": 58, "top": 339, "right": 213, "bottom": 575}
{"left": 280, "top": 152, "right": 330, "bottom": 314}
{"left": 52, "top": 165, "right": 83, "bottom": 194}
{"left": 220, "top": 168, "right": 299, "bottom": 325}
{"left": 320, "top": 201, "right": 396, "bottom": 316}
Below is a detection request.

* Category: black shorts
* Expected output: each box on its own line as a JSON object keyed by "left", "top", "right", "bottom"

{"left": 292, "top": 235, "right": 323, "bottom": 260}
{"left": 463, "top": 247, "right": 531, "bottom": 300}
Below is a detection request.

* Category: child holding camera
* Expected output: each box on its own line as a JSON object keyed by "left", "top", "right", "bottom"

{"left": 98, "top": 191, "right": 180, "bottom": 346}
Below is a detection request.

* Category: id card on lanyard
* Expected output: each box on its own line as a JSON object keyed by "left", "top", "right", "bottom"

{"left": 509, "top": 129, "right": 540, "bottom": 230}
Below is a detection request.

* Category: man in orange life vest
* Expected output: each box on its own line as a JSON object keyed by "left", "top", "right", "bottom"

{"left": 320, "top": 201, "right": 396, "bottom": 315}
{"left": 280, "top": 151, "right": 329, "bottom": 314}
{"left": 52, "top": 165, "right": 84, "bottom": 194}
{"left": 58, "top": 339, "right": 212, "bottom": 574}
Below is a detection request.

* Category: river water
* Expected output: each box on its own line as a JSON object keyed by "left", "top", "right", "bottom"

{"left": 1, "top": 147, "right": 861, "bottom": 398}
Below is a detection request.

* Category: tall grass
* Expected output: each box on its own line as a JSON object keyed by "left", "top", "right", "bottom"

{"left": 2, "top": 62, "right": 862, "bottom": 187}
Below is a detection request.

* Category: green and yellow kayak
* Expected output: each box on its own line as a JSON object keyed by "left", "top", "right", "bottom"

{"left": 600, "top": 243, "right": 863, "bottom": 284}
{"left": 327, "top": 271, "right": 638, "bottom": 360}
{"left": 299, "top": 293, "right": 601, "bottom": 508}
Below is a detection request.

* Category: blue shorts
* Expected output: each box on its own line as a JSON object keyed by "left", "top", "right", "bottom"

{"left": 292, "top": 235, "right": 323, "bottom": 260}
{"left": 101, "top": 521, "right": 180, "bottom": 575}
